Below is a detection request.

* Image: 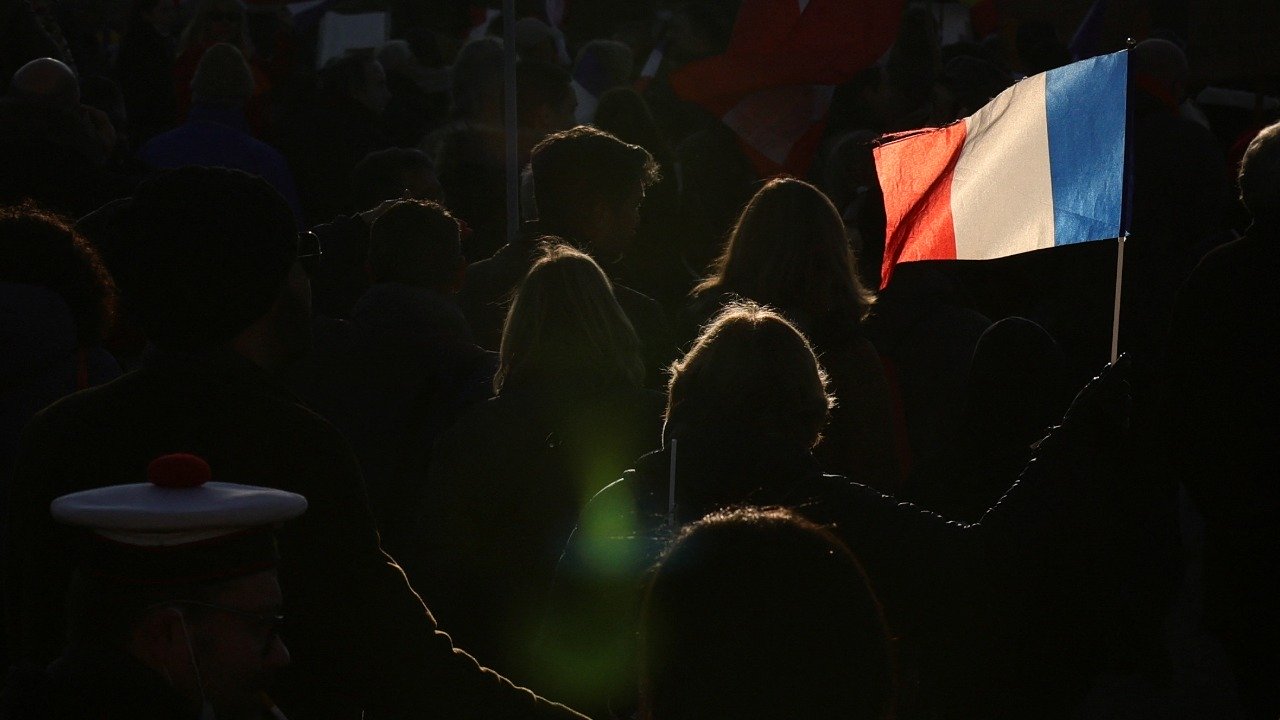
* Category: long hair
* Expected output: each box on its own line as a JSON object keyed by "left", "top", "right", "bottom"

{"left": 693, "top": 177, "right": 875, "bottom": 324}
{"left": 665, "top": 302, "right": 832, "bottom": 453}
{"left": 495, "top": 241, "right": 644, "bottom": 393}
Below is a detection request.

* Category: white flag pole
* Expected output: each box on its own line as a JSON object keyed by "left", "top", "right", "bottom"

{"left": 1111, "top": 40, "right": 1136, "bottom": 365}
{"left": 502, "top": 0, "right": 519, "bottom": 246}
{"left": 1110, "top": 233, "right": 1126, "bottom": 364}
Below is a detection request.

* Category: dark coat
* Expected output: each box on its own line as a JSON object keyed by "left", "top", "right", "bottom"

{"left": 137, "top": 103, "right": 304, "bottom": 224}
{"left": 291, "top": 282, "right": 496, "bottom": 580}
{"left": 543, "top": 408, "right": 1128, "bottom": 719}
{"left": 1, "top": 284, "right": 120, "bottom": 485}
{"left": 3, "top": 348, "right": 584, "bottom": 720}
{"left": 0, "top": 649, "right": 191, "bottom": 720}
{"left": 1163, "top": 221, "right": 1280, "bottom": 716}
{"left": 422, "top": 378, "right": 665, "bottom": 681}
{"left": 867, "top": 265, "right": 992, "bottom": 469}
{"left": 459, "top": 233, "right": 677, "bottom": 387}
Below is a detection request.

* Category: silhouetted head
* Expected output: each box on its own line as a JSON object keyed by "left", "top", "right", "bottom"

{"left": 0, "top": 203, "right": 116, "bottom": 346}
{"left": 886, "top": 4, "right": 941, "bottom": 105}
{"left": 513, "top": 17, "right": 557, "bottom": 65}
{"left": 9, "top": 57, "right": 80, "bottom": 110}
{"left": 368, "top": 199, "right": 464, "bottom": 291}
{"left": 191, "top": 42, "right": 254, "bottom": 106}
{"left": 964, "top": 317, "right": 1067, "bottom": 443}
{"left": 376, "top": 39, "right": 415, "bottom": 77}
{"left": 1132, "top": 38, "right": 1188, "bottom": 105}
{"left": 529, "top": 125, "right": 660, "bottom": 259}
{"left": 574, "top": 40, "right": 634, "bottom": 91}
{"left": 100, "top": 167, "right": 307, "bottom": 363}
{"left": 941, "top": 55, "right": 1012, "bottom": 118}
{"left": 666, "top": 302, "right": 832, "bottom": 453}
{"left": 350, "top": 147, "right": 439, "bottom": 211}
{"left": 640, "top": 507, "right": 894, "bottom": 720}
{"left": 1014, "top": 20, "right": 1070, "bottom": 74}
{"left": 320, "top": 53, "right": 390, "bottom": 115}
{"left": 696, "top": 177, "right": 875, "bottom": 326}
{"left": 1239, "top": 119, "right": 1280, "bottom": 224}
{"left": 496, "top": 242, "right": 644, "bottom": 393}
{"left": 450, "top": 37, "right": 504, "bottom": 121}
{"left": 516, "top": 60, "right": 575, "bottom": 136}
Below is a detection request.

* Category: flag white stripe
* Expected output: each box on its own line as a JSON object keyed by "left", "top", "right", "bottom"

{"left": 951, "top": 73, "right": 1056, "bottom": 259}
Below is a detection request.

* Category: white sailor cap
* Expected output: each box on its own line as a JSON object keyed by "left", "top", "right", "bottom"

{"left": 51, "top": 453, "right": 307, "bottom": 584}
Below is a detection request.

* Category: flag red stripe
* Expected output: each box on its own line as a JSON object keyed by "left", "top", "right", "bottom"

{"left": 670, "top": 0, "right": 904, "bottom": 115}
{"left": 874, "top": 122, "right": 967, "bottom": 288}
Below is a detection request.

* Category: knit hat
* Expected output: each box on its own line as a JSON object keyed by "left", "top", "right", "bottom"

{"left": 192, "top": 42, "right": 255, "bottom": 103}
{"left": 52, "top": 454, "right": 307, "bottom": 585}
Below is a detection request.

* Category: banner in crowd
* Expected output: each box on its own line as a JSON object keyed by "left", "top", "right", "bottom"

{"left": 874, "top": 50, "right": 1129, "bottom": 288}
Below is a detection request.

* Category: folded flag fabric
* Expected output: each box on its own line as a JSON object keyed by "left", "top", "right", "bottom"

{"left": 874, "top": 50, "right": 1129, "bottom": 288}
{"left": 671, "top": 0, "right": 903, "bottom": 177}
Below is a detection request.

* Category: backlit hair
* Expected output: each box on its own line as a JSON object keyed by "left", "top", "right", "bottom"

{"left": 640, "top": 507, "right": 894, "bottom": 720}
{"left": 665, "top": 302, "right": 833, "bottom": 452}
{"left": 694, "top": 177, "right": 875, "bottom": 323}
{"left": 1239, "top": 120, "right": 1280, "bottom": 220}
{"left": 368, "top": 200, "right": 462, "bottom": 288}
{"left": 529, "top": 126, "right": 660, "bottom": 236}
{"left": 0, "top": 203, "right": 117, "bottom": 346}
{"left": 495, "top": 241, "right": 644, "bottom": 393}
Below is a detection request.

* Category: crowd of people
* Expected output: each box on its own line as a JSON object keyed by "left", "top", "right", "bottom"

{"left": 1, "top": 0, "right": 1277, "bottom": 718}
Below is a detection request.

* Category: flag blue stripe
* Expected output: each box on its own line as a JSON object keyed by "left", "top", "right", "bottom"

{"left": 1045, "top": 51, "right": 1127, "bottom": 246}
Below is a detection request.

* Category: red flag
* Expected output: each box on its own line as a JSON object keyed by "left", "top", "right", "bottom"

{"left": 671, "top": 0, "right": 904, "bottom": 176}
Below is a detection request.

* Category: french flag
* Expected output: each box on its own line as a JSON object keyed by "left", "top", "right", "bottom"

{"left": 874, "top": 50, "right": 1129, "bottom": 288}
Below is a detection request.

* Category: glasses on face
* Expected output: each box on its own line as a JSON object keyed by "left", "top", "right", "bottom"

{"left": 297, "top": 230, "right": 323, "bottom": 277}
{"left": 174, "top": 600, "right": 286, "bottom": 656}
{"left": 206, "top": 10, "right": 242, "bottom": 22}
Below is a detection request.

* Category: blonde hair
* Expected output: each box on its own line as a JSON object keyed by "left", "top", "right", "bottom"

{"left": 694, "top": 177, "right": 875, "bottom": 324}
{"left": 495, "top": 241, "right": 645, "bottom": 393}
{"left": 1240, "top": 120, "right": 1280, "bottom": 220}
{"left": 665, "top": 302, "right": 833, "bottom": 452}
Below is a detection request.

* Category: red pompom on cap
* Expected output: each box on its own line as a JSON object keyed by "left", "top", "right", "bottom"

{"left": 147, "top": 453, "right": 212, "bottom": 488}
